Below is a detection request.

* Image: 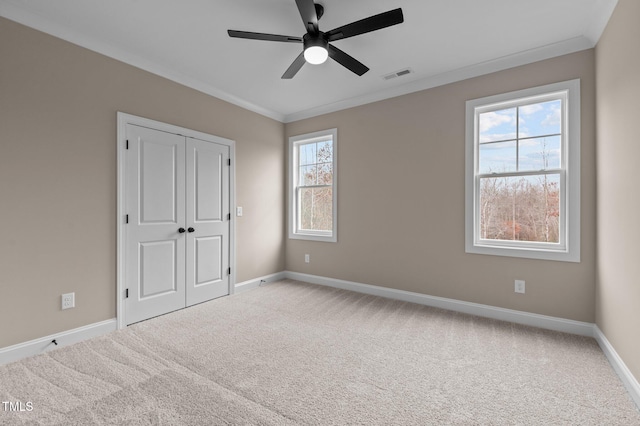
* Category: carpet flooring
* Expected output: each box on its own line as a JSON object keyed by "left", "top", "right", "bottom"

{"left": 1, "top": 279, "right": 639, "bottom": 425}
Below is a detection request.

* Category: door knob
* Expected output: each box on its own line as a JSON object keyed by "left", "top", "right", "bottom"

{"left": 187, "top": 227, "right": 195, "bottom": 233}
{"left": 178, "top": 227, "right": 186, "bottom": 233}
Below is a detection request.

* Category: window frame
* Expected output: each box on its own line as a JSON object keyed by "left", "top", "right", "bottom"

{"left": 465, "top": 79, "right": 580, "bottom": 262}
{"left": 288, "top": 128, "right": 338, "bottom": 243}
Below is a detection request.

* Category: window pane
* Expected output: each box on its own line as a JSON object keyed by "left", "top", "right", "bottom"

{"left": 479, "top": 174, "right": 560, "bottom": 243}
{"left": 479, "top": 141, "right": 517, "bottom": 174}
{"left": 299, "top": 187, "right": 333, "bottom": 232}
{"left": 316, "top": 140, "right": 333, "bottom": 163}
{"left": 518, "top": 100, "right": 561, "bottom": 138}
{"left": 299, "top": 165, "right": 317, "bottom": 186}
{"left": 518, "top": 136, "right": 561, "bottom": 171}
{"left": 299, "top": 143, "right": 316, "bottom": 166}
{"left": 479, "top": 108, "right": 516, "bottom": 143}
{"left": 317, "top": 163, "right": 333, "bottom": 185}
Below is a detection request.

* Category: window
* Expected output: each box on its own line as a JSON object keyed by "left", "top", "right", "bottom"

{"left": 465, "top": 80, "right": 580, "bottom": 262}
{"left": 289, "top": 129, "right": 337, "bottom": 242}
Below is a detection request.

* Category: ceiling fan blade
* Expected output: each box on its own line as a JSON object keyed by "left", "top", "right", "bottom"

{"left": 295, "top": 0, "right": 319, "bottom": 34}
{"left": 282, "top": 51, "right": 306, "bottom": 79}
{"left": 327, "top": 44, "right": 369, "bottom": 76}
{"left": 228, "top": 30, "right": 302, "bottom": 43}
{"left": 326, "top": 8, "right": 404, "bottom": 42}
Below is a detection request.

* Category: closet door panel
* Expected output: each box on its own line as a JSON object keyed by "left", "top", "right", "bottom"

{"left": 125, "top": 124, "right": 186, "bottom": 325}
{"left": 186, "top": 138, "right": 230, "bottom": 306}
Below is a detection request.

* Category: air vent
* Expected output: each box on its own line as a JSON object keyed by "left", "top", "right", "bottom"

{"left": 382, "top": 68, "right": 413, "bottom": 81}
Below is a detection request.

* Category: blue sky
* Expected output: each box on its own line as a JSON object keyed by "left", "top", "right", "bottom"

{"left": 478, "top": 100, "right": 561, "bottom": 174}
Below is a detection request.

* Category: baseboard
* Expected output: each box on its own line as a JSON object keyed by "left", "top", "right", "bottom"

{"left": 0, "top": 319, "right": 117, "bottom": 366}
{"left": 234, "top": 271, "right": 288, "bottom": 293}
{"left": 284, "top": 271, "right": 594, "bottom": 336}
{"left": 594, "top": 326, "right": 640, "bottom": 410}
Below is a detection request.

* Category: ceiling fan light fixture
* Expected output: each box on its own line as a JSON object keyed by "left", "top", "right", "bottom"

{"left": 303, "top": 33, "right": 329, "bottom": 65}
{"left": 304, "top": 45, "right": 328, "bottom": 64}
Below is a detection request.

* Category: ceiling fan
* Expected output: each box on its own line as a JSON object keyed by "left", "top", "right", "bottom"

{"left": 227, "top": 0, "right": 404, "bottom": 79}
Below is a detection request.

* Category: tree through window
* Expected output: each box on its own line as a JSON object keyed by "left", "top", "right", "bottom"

{"left": 298, "top": 139, "right": 333, "bottom": 232}
{"left": 478, "top": 99, "right": 561, "bottom": 243}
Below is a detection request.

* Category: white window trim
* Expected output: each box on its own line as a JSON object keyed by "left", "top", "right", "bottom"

{"left": 465, "top": 79, "right": 580, "bottom": 262}
{"left": 289, "top": 128, "right": 338, "bottom": 243}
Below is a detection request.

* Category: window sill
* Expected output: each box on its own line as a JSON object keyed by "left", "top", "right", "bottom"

{"left": 466, "top": 242, "right": 579, "bottom": 262}
{"left": 289, "top": 233, "right": 337, "bottom": 243}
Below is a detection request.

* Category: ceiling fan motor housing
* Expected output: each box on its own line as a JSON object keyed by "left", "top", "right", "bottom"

{"left": 303, "top": 32, "right": 328, "bottom": 51}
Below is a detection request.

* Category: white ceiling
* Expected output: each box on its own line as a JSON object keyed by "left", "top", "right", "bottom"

{"left": 0, "top": 0, "right": 617, "bottom": 123}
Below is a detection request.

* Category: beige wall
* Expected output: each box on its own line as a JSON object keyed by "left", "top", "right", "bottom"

{"left": 286, "top": 50, "right": 597, "bottom": 322}
{"left": 0, "top": 18, "right": 285, "bottom": 348}
{"left": 595, "top": 0, "right": 640, "bottom": 383}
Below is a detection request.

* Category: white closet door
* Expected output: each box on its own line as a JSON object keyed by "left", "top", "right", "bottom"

{"left": 185, "top": 138, "right": 230, "bottom": 306}
{"left": 125, "top": 124, "right": 186, "bottom": 325}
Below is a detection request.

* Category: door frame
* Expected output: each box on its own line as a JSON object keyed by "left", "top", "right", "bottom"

{"left": 116, "top": 112, "right": 236, "bottom": 329}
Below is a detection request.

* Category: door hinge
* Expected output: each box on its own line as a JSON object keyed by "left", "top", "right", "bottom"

{"left": 126, "top": 139, "right": 129, "bottom": 150}
{"left": 125, "top": 214, "right": 129, "bottom": 224}
{"left": 228, "top": 267, "right": 231, "bottom": 275}
{"left": 227, "top": 158, "right": 231, "bottom": 166}
{"left": 227, "top": 213, "right": 231, "bottom": 220}
{"left": 125, "top": 289, "right": 129, "bottom": 298}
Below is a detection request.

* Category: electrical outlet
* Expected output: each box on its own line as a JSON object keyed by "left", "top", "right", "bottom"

{"left": 62, "top": 292, "right": 75, "bottom": 310}
{"left": 304, "top": 254, "right": 310, "bottom": 263}
{"left": 236, "top": 206, "right": 243, "bottom": 217}
{"left": 515, "top": 280, "right": 525, "bottom": 294}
